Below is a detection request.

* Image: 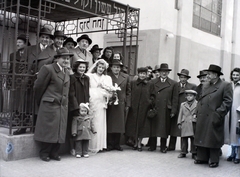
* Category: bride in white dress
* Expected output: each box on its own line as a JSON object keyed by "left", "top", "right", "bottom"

{"left": 86, "top": 59, "right": 113, "bottom": 153}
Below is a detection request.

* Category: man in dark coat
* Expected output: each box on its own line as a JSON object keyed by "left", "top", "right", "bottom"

{"left": 71, "top": 34, "right": 93, "bottom": 67}
{"left": 9, "top": 34, "right": 31, "bottom": 135}
{"left": 27, "top": 27, "right": 53, "bottom": 74}
{"left": 149, "top": 63, "right": 178, "bottom": 153}
{"left": 107, "top": 59, "right": 131, "bottom": 151}
{"left": 34, "top": 47, "right": 72, "bottom": 162}
{"left": 194, "top": 64, "right": 233, "bottom": 168}
{"left": 36, "top": 30, "right": 66, "bottom": 71}
{"left": 195, "top": 70, "right": 208, "bottom": 101}
{"left": 168, "top": 69, "right": 196, "bottom": 151}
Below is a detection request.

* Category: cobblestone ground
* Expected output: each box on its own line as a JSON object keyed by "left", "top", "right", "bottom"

{"left": 0, "top": 139, "right": 239, "bottom": 177}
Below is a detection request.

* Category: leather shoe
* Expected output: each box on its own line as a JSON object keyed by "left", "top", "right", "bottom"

{"left": 192, "top": 154, "right": 197, "bottom": 160}
{"left": 50, "top": 155, "right": 61, "bottom": 161}
{"left": 178, "top": 154, "right": 186, "bottom": 158}
{"left": 160, "top": 148, "right": 167, "bottom": 153}
{"left": 234, "top": 159, "right": 240, "bottom": 164}
{"left": 40, "top": 156, "right": 50, "bottom": 162}
{"left": 194, "top": 160, "right": 208, "bottom": 164}
{"left": 148, "top": 147, "right": 156, "bottom": 151}
{"left": 13, "top": 128, "right": 26, "bottom": 135}
{"left": 114, "top": 146, "right": 123, "bottom": 151}
{"left": 226, "top": 156, "right": 235, "bottom": 161}
{"left": 167, "top": 147, "right": 175, "bottom": 151}
{"left": 132, "top": 146, "right": 138, "bottom": 150}
{"left": 137, "top": 147, "right": 142, "bottom": 152}
{"left": 209, "top": 162, "right": 219, "bottom": 168}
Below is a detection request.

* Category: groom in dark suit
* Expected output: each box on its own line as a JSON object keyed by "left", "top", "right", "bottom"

{"left": 107, "top": 59, "right": 131, "bottom": 151}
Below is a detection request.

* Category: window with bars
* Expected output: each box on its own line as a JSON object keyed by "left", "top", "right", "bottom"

{"left": 192, "top": 0, "right": 222, "bottom": 36}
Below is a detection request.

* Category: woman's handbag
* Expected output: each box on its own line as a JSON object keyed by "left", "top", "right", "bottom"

{"left": 147, "top": 107, "right": 157, "bottom": 119}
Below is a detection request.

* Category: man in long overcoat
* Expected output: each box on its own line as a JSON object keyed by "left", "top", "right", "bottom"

{"left": 194, "top": 64, "right": 233, "bottom": 168}
{"left": 34, "top": 47, "right": 72, "bottom": 162}
{"left": 168, "top": 69, "right": 196, "bottom": 151}
{"left": 107, "top": 59, "right": 131, "bottom": 151}
{"left": 149, "top": 63, "right": 178, "bottom": 153}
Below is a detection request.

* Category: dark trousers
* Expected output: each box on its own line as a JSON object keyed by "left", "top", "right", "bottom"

{"left": 40, "top": 142, "right": 60, "bottom": 158}
{"left": 168, "top": 136, "right": 177, "bottom": 150}
{"left": 196, "top": 146, "right": 220, "bottom": 163}
{"left": 181, "top": 136, "right": 196, "bottom": 154}
{"left": 75, "top": 140, "right": 89, "bottom": 155}
{"left": 107, "top": 133, "right": 121, "bottom": 148}
{"left": 150, "top": 137, "right": 167, "bottom": 150}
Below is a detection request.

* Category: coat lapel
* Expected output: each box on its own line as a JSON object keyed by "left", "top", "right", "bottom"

{"left": 109, "top": 72, "right": 125, "bottom": 86}
{"left": 201, "top": 79, "right": 221, "bottom": 98}
{"left": 154, "top": 78, "right": 170, "bottom": 92}
{"left": 76, "top": 47, "right": 86, "bottom": 59}
{"left": 53, "top": 63, "right": 64, "bottom": 81}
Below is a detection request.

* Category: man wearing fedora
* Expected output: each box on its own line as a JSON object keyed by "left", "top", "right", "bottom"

{"left": 194, "top": 64, "right": 232, "bottom": 168}
{"left": 34, "top": 47, "right": 72, "bottom": 162}
{"left": 152, "top": 65, "right": 160, "bottom": 79}
{"left": 9, "top": 34, "right": 31, "bottom": 135}
{"left": 195, "top": 70, "right": 208, "bottom": 101}
{"left": 90, "top": 44, "right": 103, "bottom": 64}
{"left": 27, "top": 27, "right": 53, "bottom": 74}
{"left": 71, "top": 34, "right": 93, "bottom": 67}
{"left": 106, "top": 59, "right": 131, "bottom": 151}
{"left": 149, "top": 63, "right": 178, "bottom": 153}
{"left": 63, "top": 37, "right": 77, "bottom": 50}
{"left": 168, "top": 69, "right": 196, "bottom": 151}
{"left": 36, "top": 30, "right": 67, "bottom": 71}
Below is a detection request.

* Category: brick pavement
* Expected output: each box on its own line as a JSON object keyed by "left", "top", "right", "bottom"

{"left": 0, "top": 140, "right": 239, "bottom": 177}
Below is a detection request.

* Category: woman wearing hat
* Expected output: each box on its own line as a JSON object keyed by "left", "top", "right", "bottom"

{"left": 36, "top": 30, "right": 67, "bottom": 71}
{"left": 68, "top": 59, "right": 90, "bottom": 155}
{"left": 125, "top": 67, "right": 153, "bottom": 151}
{"left": 34, "top": 47, "right": 73, "bottom": 162}
{"left": 106, "top": 59, "right": 131, "bottom": 151}
{"left": 86, "top": 59, "right": 114, "bottom": 153}
{"left": 72, "top": 34, "right": 93, "bottom": 67}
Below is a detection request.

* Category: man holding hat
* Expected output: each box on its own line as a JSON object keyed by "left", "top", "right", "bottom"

{"left": 34, "top": 47, "right": 72, "bottom": 162}
{"left": 106, "top": 59, "right": 131, "bottom": 151}
{"left": 194, "top": 64, "right": 232, "bottom": 168}
{"left": 72, "top": 34, "right": 93, "bottom": 67}
{"left": 168, "top": 69, "right": 196, "bottom": 151}
{"left": 89, "top": 44, "right": 103, "bottom": 64}
{"left": 36, "top": 30, "right": 67, "bottom": 71}
{"left": 149, "top": 63, "right": 178, "bottom": 153}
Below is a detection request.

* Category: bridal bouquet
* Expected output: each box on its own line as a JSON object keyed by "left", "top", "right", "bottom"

{"left": 99, "top": 83, "right": 121, "bottom": 105}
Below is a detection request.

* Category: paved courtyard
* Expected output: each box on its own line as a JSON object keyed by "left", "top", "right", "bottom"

{"left": 0, "top": 139, "right": 239, "bottom": 177}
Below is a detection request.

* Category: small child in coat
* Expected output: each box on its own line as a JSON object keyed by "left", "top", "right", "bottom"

{"left": 72, "top": 103, "right": 96, "bottom": 158}
{"left": 177, "top": 90, "right": 198, "bottom": 159}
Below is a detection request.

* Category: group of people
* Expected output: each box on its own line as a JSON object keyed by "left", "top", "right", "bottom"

{"left": 8, "top": 27, "right": 240, "bottom": 169}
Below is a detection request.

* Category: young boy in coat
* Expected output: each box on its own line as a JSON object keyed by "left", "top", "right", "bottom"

{"left": 177, "top": 90, "right": 198, "bottom": 159}
{"left": 72, "top": 103, "right": 96, "bottom": 158}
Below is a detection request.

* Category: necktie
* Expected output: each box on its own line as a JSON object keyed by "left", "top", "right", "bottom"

{"left": 181, "top": 84, "right": 185, "bottom": 88}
